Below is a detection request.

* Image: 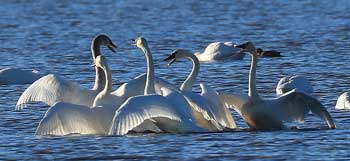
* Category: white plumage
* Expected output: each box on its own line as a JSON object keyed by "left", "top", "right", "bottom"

{"left": 36, "top": 55, "right": 119, "bottom": 135}
{"left": 16, "top": 34, "right": 117, "bottom": 110}
{"left": 335, "top": 92, "right": 350, "bottom": 110}
{"left": 194, "top": 41, "right": 245, "bottom": 62}
{"left": 276, "top": 75, "right": 314, "bottom": 96}
{"left": 109, "top": 37, "right": 207, "bottom": 135}
{"left": 16, "top": 74, "right": 99, "bottom": 110}
{"left": 165, "top": 49, "right": 236, "bottom": 130}
{"left": 0, "top": 68, "right": 42, "bottom": 85}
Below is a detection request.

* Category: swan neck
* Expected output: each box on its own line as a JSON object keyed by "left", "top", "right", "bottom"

{"left": 180, "top": 53, "right": 200, "bottom": 91}
{"left": 249, "top": 51, "right": 259, "bottom": 99}
{"left": 91, "top": 40, "right": 105, "bottom": 91}
{"left": 141, "top": 46, "right": 155, "bottom": 95}
{"left": 101, "top": 64, "right": 112, "bottom": 95}
{"left": 92, "top": 63, "right": 112, "bottom": 107}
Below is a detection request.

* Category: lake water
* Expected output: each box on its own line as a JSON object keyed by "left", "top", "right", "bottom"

{"left": 1, "top": 0, "right": 350, "bottom": 160}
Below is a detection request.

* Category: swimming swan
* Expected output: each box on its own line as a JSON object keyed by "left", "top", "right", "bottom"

{"left": 335, "top": 92, "right": 350, "bottom": 110}
{"left": 219, "top": 42, "right": 335, "bottom": 130}
{"left": 16, "top": 34, "right": 117, "bottom": 110}
{"left": 0, "top": 68, "right": 43, "bottom": 85}
{"left": 36, "top": 55, "right": 120, "bottom": 135}
{"left": 194, "top": 41, "right": 245, "bottom": 62}
{"left": 109, "top": 37, "right": 206, "bottom": 135}
{"left": 164, "top": 49, "right": 236, "bottom": 130}
{"left": 276, "top": 75, "right": 314, "bottom": 96}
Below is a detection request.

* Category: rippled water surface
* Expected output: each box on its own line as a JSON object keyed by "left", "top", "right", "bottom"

{"left": 1, "top": 0, "right": 350, "bottom": 160}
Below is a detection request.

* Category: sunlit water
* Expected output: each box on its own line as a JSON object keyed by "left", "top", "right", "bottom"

{"left": 1, "top": 0, "right": 350, "bottom": 160}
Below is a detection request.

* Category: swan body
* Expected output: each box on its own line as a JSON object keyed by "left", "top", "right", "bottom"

{"left": 36, "top": 55, "right": 119, "bottom": 135}
{"left": 335, "top": 92, "right": 350, "bottom": 110}
{"left": 276, "top": 75, "right": 314, "bottom": 96}
{"left": 109, "top": 37, "right": 206, "bottom": 135}
{"left": 164, "top": 49, "right": 236, "bottom": 131}
{"left": 0, "top": 68, "right": 42, "bottom": 85}
{"left": 194, "top": 42, "right": 244, "bottom": 62}
{"left": 220, "top": 42, "right": 335, "bottom": 130}
{"left": 110, "top": 73, "right": 177, "bottom": 101}
{"left": 16, "top": 34, "right": 117, "bottom": 110}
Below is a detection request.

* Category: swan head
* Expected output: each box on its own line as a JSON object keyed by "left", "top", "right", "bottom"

{"left": 235, "top": 42, "right": 256, "bottom": 55}
{"left": 93, "top": 34, "right": 118, "bottom": 53}
{"left": 163, "top": 49, "right": 192, "bottom": 66}
{"left": 131, "top": 37, "right": 148, "bottom": 49}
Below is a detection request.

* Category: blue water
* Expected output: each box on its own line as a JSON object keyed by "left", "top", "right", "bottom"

{"left": 1, "top": 0, "right": 350, "bottom": 160}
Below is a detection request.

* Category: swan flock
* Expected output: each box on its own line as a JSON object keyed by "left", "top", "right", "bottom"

{"left": 13, "top": 34, "right": 337, "bottom": 136}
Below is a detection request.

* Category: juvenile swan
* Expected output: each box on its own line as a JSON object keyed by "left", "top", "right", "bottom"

{"left": 16, "top": 34, "right": 117, "bottom": 110}
{"left": 220, "top": 42, "right": 335, "bottom": 130}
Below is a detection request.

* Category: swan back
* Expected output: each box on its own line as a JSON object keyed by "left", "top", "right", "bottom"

{"left": 336, "top": 92, "right": 350, "bottom": 110}
{"left": 197, "top": 42, "right": 243, "bottom": 61}
{"left": 276, "top": 75, "right": 313, "bottom": 96}
{"left": 0, "top": 68, "right": 42, "bottom": 85}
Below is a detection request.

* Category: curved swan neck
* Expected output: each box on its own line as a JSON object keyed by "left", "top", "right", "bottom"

{"left": 180, "top": 53, "right": 200, "bottom": 91}
{"left": 140, "top": 46, "right": 156, "bottom": 95}
{"left": 93, "top": 62, "right": 112, "bottom": 107}
{"left": 101, "top": 63, "right": 112, "bottom": 95}
{"left": 249, "top": 51, "right": 259, "bottom": 99}
{"left": 91, "top": 39, "right": 105, "bottom": 91}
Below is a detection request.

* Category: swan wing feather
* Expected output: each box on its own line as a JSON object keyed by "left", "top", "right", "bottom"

{"left": 200, "top": 83, "right": 236, "bottom": 129}
{"left": 218, "top": 93, "right": 249, "bottom": 112}
{"left": 109, "top": 95, "right": 182, "bottom": 135}
{"left": 274, "top": 89, "right": 335, "bottom": 128}
{"left": 16, "top": 74, "right": 94, "bottom": 110}
{"left": 35, "top": 102, "right": 106, "bottom": 136}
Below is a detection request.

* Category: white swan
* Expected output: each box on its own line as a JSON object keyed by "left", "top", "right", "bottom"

{"left": 194, "top": 41, "right": 245, "bottom": 62}
{"left": 109, "top": 37, "right": 207, "bottom": 135}
{"left": 164, "top": 49, "right": 236, "bottom": 130}
{"left": 0, "top": 68, "right": 43, "bottom": 85}
{"left": 276, "top": 75, "right": 314, "bottom": 96}
{"left": 219, "top": 42, "right": 335, "bottom": 130}
{"left": 36, "top": 55, "right": 120, "bottom": 135}
{"left": 335, "top": 92, "right": 350, "bottom": 110}
{"left": 16, "top": 34, "right": 117, "bottom": 110}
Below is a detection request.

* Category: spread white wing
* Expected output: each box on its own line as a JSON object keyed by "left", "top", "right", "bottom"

{"left": 109, "top": 95, "right": 183, "bottom": 135}
{"left": 270, "top": 89, "right": 335, "bottom": 128}
{"left": 36, "top": 102, "right": 114, "bottom": 136}
{"left": 16, "top": 74, "right": 97, "bottom": 110}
